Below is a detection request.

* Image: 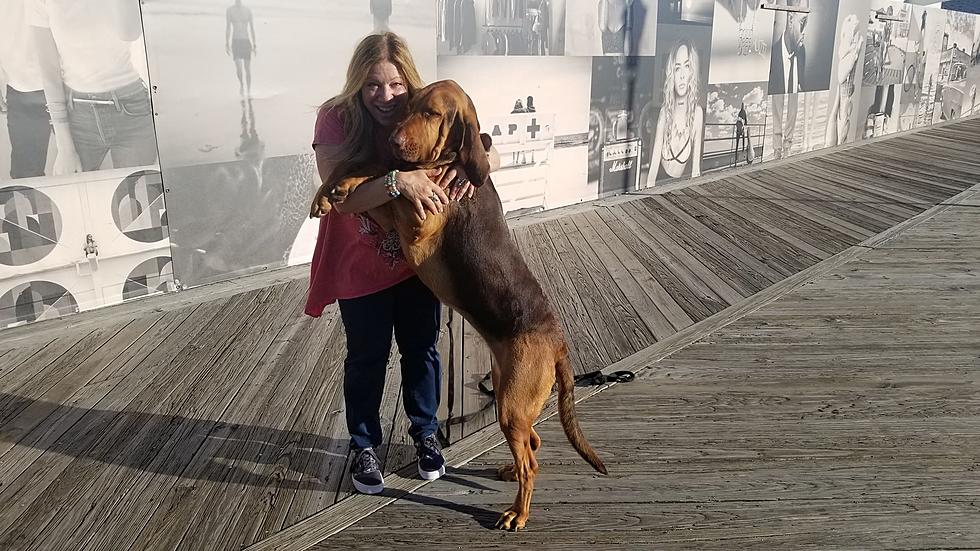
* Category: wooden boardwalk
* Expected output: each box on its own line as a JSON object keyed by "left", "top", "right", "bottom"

{"left": 321, "top": 188, "right": 980, "bottom": 549}
{"left": 0, "top": 116, "right": 978, "bottom": 549}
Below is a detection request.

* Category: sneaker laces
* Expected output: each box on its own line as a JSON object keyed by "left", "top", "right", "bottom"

{"left": 353, "top": 448, "right": 380, "bottom": 473}
{"left": 417, "top": 434, "right": 442, "bottom": 459}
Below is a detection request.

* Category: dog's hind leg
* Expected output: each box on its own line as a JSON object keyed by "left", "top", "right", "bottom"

{"left": 493, "top": 339, "right": 556, "bottom": 531}
{"left": 497, "top": 427, "right": 539, "bottom": 482}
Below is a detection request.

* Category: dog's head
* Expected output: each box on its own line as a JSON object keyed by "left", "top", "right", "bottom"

{"left": 390, "top": 80, "right": 491, "bottom": 187}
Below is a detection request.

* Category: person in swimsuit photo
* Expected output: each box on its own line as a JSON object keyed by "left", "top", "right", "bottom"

{"left": 645, "top": 38, "right": 704, "bottom": 187}
{"left": 597, "top": 0, "right": 648, "bottom": 56}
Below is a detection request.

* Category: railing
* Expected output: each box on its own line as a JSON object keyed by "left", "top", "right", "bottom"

{"left": 701, "top": 122, "right": 767, "bottom": 172}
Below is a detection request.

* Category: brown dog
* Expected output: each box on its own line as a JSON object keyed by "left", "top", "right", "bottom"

{"left": 310, "top": 80, "right": 606, "bottom": 531}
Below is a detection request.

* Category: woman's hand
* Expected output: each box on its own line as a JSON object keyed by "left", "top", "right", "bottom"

{"left": 437, "top": 163, "right": 475, "bottom": 201}
{"left": 396, "top": 169, "right": 450, "bottom": 221}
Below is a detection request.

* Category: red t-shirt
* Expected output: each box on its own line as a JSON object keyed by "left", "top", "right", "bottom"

{"left": 304, "top": 107, "right": 414, "bottom": 317}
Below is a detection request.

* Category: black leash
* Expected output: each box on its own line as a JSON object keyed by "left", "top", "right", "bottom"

{"left": 476, "top": 369, "right": 636, "bottom": 397}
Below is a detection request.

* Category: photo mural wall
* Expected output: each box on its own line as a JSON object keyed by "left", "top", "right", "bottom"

{"left": 0, "top": 0, "right": 171, "bottom": 329}
{"left": 2, "top": 0, "right": 978, "bottom": 330}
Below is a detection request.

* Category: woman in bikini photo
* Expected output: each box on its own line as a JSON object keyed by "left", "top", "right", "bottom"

{"left": 645, "top": 38, "right": 704, "bottom": 187}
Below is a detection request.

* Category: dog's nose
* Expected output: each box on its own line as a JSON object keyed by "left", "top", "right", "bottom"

{"left": 390, "top": 132, "right": 406, "bottom": 149}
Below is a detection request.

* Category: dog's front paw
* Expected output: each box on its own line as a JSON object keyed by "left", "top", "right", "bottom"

{"left": 328, "top": 184, "right": 350, "bottom": 204}
{"left": 309, "top": 195, "right": 332, "bottom": 218}
{"left": 495, "top": 508, "right": 527, "bottom": 531}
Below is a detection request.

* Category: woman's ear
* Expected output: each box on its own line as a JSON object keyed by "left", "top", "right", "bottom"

{"left": 459, "top": 91, "right": 491, "bottom": 187}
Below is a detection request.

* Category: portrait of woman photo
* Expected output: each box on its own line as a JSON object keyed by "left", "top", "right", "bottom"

{"left": 645, "top": 39, "right": 704, "bottom": 187}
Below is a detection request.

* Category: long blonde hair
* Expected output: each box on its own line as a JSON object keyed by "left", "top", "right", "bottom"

{"left": 662, "top": 40, "right": 701, "bottom": 149}
{"left": 320, "top": 32, "right": 425, "bottom": 164}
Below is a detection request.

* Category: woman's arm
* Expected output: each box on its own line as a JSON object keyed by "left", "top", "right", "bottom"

{"left": 32, "top": 25, "right": 81, "bottom": 175}
{"left": 644, "top": 108, "right": 666, "bottom": 188}
{"left": 439, "top": 144, "right": 501, "bottom": 200}
{"left": 692, "top": 106, "right": 704, "bottom": 178}
{"left": 315, "top": 144, "right": 449, "bottom": 220}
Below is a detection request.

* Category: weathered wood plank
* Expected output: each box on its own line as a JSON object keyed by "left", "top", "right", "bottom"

{"left": 571, "top": 212, "right": 681, "bottom": 338}
{"left": 523, "top": 223, "right": 611, "bottom": 373}
{"left": 542, "top": 219, "right": 634, "bottom": 362}
{"left": 594, "top": 206, "right": 726, "bottom": 321}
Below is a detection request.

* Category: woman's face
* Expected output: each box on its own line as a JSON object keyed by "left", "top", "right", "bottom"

{"left": 361, "top": 61, "right": 408, "bottom": 128}
{"left": 673, "top": 45, "right": 692, "bottom": 97}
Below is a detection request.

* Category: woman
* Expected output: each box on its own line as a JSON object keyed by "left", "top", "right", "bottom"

{"left": 305, "top": 32, "right": 498, "bottom": 495}
{"left": 645, "top": 39, "right": 704, "bottom": 187}
{"left": 826, "top": 14, "right": 864, "bottom": 146}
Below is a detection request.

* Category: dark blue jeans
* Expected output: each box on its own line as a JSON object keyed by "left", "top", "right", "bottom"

{"left": 338, "top": 276, "right": 441, "bottom": 451}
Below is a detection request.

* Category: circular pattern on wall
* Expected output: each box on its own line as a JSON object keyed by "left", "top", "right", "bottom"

{"left": 0, "top": 186, "right": 63, "bottom": 266}
{"left": 112, "top": 170, "right": 168, "bottom": 243}
{"left": 123, "top": 256, "right": 174, "bottom": 300}
{"left": 0, "top": 281, "right": 78, "bottom": 328}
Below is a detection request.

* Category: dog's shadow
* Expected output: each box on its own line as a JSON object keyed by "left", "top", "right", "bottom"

{"left": 377, "top": 467, "right": 508, "bottom": 530}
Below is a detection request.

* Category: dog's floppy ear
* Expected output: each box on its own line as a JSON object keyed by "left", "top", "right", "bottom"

{"left": 456, "top": 89, "right": 491, "bottom": 188}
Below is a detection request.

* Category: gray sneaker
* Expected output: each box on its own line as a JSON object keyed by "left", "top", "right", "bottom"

{"left": 350, "top": 448, "right": 384, "bottom": 494}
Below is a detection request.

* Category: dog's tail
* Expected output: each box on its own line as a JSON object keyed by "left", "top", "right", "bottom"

{"left": 555, "top": 347, "right": 608, "bottom": 475}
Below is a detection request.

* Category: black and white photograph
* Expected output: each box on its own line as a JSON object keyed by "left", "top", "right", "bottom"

{"left": 1, "top": 168, "right": 175, "bottom": 326}
{"left": 824, "top": 0, "right": 870, "bottom": 147}
{"left": 141, "top": 0, "right": 435, "bottom": 288}
{"left": 440, "top": 55, "right": 591, "bottom": 212}
{"left": 0, "top": 0, "right": 157, "bottom": 183}
{"left": 438, "top": 0, "right": 565, "bottom": 56}
{"left": 933, "top": 10, "right": 976, "bottom": 122}
{"left": 967, "top": 20, "right": 980, "bottom": 116}
{"left": 918, "top": 7, "right": 947, "bottom": 125}
{"left": 642, "top": 25, "right": 712, "bottom": 187}
{"left": 588, "top": 55, "right": 658, "bottom": 194}
{"left": 708, "top": 0, "right": 774, "bottom": 84}
{"left": 703, "top": 81, "right": 767, "bottom": 172}
{"left": 767, "top": 0, "right": 841, "bottom": 96}
{"left": 764, "top": 90, "right": 830, "bottom": 160}
{"left": 564, "top": 0, "right": 658, "bottom": 56}
{"left": 0, "top": 279, "right": 78, "bottom": 329}
{"left": 898, "top": 5, "right": 929, "bottom": 130}
{"left": 857, "top": 0, "right": 910, "bottom": 139}
{"left": 659, "top": 0, "right": 714, "bottom": 27}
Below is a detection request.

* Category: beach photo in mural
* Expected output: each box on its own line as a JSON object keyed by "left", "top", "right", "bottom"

{"left": 824, "top": 0, "right": 870, "bottom": 147}
{"left": 643, "top": 24, "right": 712, "bottom": 187}
{"left": 438, "top": 0, "right": 566, "bottom": 56}
{"left": 0, "top": 0, "right": 157, "bottom": 182}
{"left": 141, "top": 0, "right": 435, "bottom": 288}
{"left": 703, "top": 81, "right": 767, "bottom": 173}
{"left": 441, "top": 55, "right": 590, "bottom": 211}
{"left": 934, "top": 10, "right": 976, "bottom": 122}
{"left": 565, "top": 0, "right": 658, "bottom": 56}
{"left": 916, "top": 8, "right": 947, "bottom": 125}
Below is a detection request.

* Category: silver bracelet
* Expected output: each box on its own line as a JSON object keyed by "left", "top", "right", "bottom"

{"left": 385, "top": 170, "right": 400, "bottom": 198}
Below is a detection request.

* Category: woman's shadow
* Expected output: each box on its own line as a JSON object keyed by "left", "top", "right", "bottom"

{"left": 0, "top": 392, "right": 414, "bottom": 491}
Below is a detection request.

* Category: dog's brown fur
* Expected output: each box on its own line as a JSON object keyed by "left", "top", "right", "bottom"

{"left": 310, "top": 80, "right": 606, "bottom": 531}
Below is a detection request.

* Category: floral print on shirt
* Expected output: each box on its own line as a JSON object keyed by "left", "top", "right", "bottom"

{"left": 356, "top": 213, "right": 405, "bottom": 268}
